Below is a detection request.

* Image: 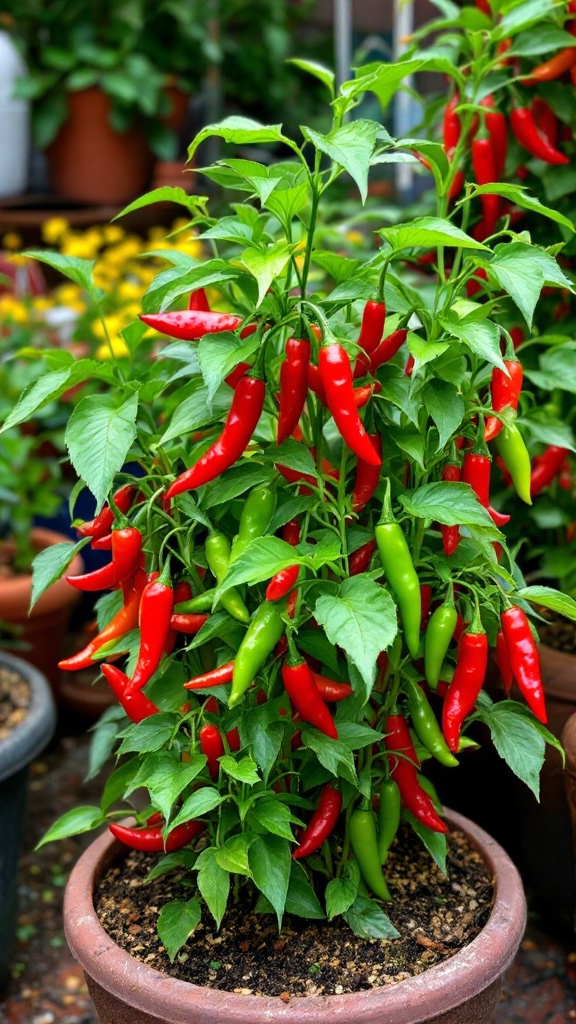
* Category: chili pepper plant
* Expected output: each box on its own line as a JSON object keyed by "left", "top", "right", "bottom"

{"left": 7, "top": 49, "right": 576, "bottom": 958}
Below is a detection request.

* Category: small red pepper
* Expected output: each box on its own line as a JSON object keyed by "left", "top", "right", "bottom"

{"left": 532, "top": 98, "right": 559, "bottom": 147}
{"left": 109, "top": 816, "right": 204, "bottom": 852}
{"left": 461, "top": 451, "right": 510, "bottom": 528}
{"left": 126, "top": 568, "right": 174, "bottom": 694}
{"left": 471, "top": 135, "right": 501, "bottom": 236}
{"left": 369, "top": 329, "right": 408, "bottom": 373}
{"left": 496, "top": 629, "right": 514, "bottom": 697}
{"left": 101, "top": 663, "right": 159, "bottom": 723}
{"left": 66, "top": 527, "right": 143, "bottom": 592}
{"left": 170, "top": 613, "right": 210, "bottom": 634}
{"left": 311, "top": 671, "right": 353, "bottom": 702}
{"left": 282, "top": 651, "right": 338, "bottom": 739}
{"left": 484, "top": 360, "right": 523, "bottom": 442}
{"left": 385, "top": 713, "right": 447, "bottom": 833}
{"left": 59, "top": 566, "right": 148, "bottom": 671}
{"left": 76, "top": 484, "right": 137, "bottom": 541}
{"left": 443, "top": 94, "right": 461, "bottom": 155}
{"left": 224, "top": 361, "right": 252, "bottom": 388}
{"left": 200, "top": 723, "right": 225, "bottom": 780}
{"left": 292, "top": 784, "right": 342, "bottom": 859}
{"left": 501, "top": 606, "right": 547, "bottom": 723}
{"left": 349, "top": 539, "right": 376, "bottom": 575}
{"left": 510, "top": 106, "right": 569, "bottom": 165}
{"left": 183, "top": 661, "right": 235, "bottom": 690}
{"left": 480, "top": 96, "right": 507, "bottom": 178}
{"left": 277, "top": 338, "right": 310, "bottom": 444}
{"left": 530, "top": 445, "right": 568, "bottom": 496}
{"left": 441, "top": 463, "right": 461, "bottom": 557}
{"left": 318, "top": 344, "right": 382, "bottom": 467}
{"left": 266, "top": 519, "right": 300, "bottom": 602}
{"left": 166, "top": 375, "right": 266, "bottom": 498}
{"left": 351, "top": 434, "right": 382, "bottom": 514}
{"left": 139, "top": 309, "right": 242, "bottom": 340}
{"left": 188, "top": 288, "right": 210, "bottom": 311}
{"left": 357, "top": 300, "right": 386, "bottom": 354}
{"left": 442, "top": 622, "right": 488, "bottom": 753}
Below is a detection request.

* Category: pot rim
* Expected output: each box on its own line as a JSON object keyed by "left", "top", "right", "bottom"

{"left": 64, "top": 808, "right": 526, "bottom": 1024}
{"left": 0, "top": 651, "right": 56, "bottom": 782}
{"left": 0, "top": 527, "right": 83, "bottom": 620}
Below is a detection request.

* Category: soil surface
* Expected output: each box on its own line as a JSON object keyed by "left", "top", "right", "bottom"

{"left": 0, "top": 665, "right": 31, "bottom": 741}
{"left": 96, "top": 827, "right": 493, "bottom": 997}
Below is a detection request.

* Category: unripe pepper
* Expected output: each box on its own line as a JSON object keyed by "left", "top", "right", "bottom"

{"left": 349, "top": 807, "right": 392, "bottom": 900}
{"left": 377, "top": 779, "right": 401, "bottom": 865}
{"left": 375, "top": 493, "right": 421, "bottom": 660}
{"left": 205, "top": 532, "right": 250, "bottom": 624}
{"left": 495, "top": 415, "right": 533, "bottom": 504}
{"left": 292, "top": 784, "right": 342, "bottom": 859}
{"left": 442, "top": 618, "right": 488, "bottom": 753}
{"left": 231, "top": 484, "right": 276, "bottom": 562}
{"left": 229, "top": 600, "right": 286, "bottom": 708}
{"left": 424, "top": 597, "right": 458, "bottom": 690}
{"left": 405, "top": 677, "right": 459, "bottom": 768}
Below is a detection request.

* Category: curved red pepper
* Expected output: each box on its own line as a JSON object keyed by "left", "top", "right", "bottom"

{"left": 471, "top": 135, "right": 501, "bottom": 237}
{"left": 292, "top": 784, "right": 342, "bottom": 859}
{"left": 481, "top": 97, "right": 507, "bottom": 177}
{"left": 501, "top": 607, "right": 547, "bottom": 723}
{"left": 442, "top": 628, "right": 488, "bottom": 752}
{"left": 349, "top": 539, "right": 376, "bottom": 575}
{"left": 369, "top": 329, "right": 408, "bottom": 373}
{"left": 351, "top": 434, "right": 382, "bottom": 514}
{"left": 357, "top": 300, "right": 386, "bottom": 354}
{"left": 281, "top": 656, "right": 338, "bottom": 739}
{"left": 101, "top": 663, "right": 159, "bottom": 723}
{"left": 530, "top": 445, "right": 568, "bottom": 496}
{"left": 532, "top": 98, "right": 559, "bottom": 147}
{"left": 109, "top": 817, "right": 204, "bottom": 852}
{"left": 318, "top": 344, "right": 382, "bottom": 467}
{"left": 59, "top": 566, "right": 148, "bottom": 671}
{"left": 484, "top": 360, "right": 523, "bottom": 442}
{"left": 311, "top": 671, "right": 353, "bottom": 702}
{"left": 170, "top": 613, "right": 210, "bottom": 634}
{"left": 166, "top": 376, "right": 266, "bottom": 499}
{"left": 461, "top": 452, "right": 510, "bottom": 528}
{"left": 126, "top": 574, "right": 174, "bottom": 694}
{"left": 510, "top": 106, "right": 569, "bottom": 165}
{"left": 76, "top": 484, "right": 138, "bottom": 541}
{"left": 224, "top": 361, "right": 252, "bottom": 388}
{"left": 66, "top": 527, "right": 143, "bottom": 592}
{"left": 139, "top": 309, "right": 242, "bottom": 340}
{"left": 385, "top": 714, "right": 447, "bottom": 833}
{"left": 200, "top": 723, "right": 225, "bottom": 780}
{"left": 496, "top": 629, "right": 514, "bottom": 697}
{"left": 277, "top": 338, "right": 310, "bottom": 444}
{"left": 184, "top": 661, "right": 234, "bottom": 690}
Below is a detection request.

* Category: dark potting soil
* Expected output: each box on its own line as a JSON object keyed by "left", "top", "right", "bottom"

{"left": 538, "top": 613, "right": 576, "bottom": 655}
{"left": 0, "top": 663, "right": 31, "bottom": 741}
{"left": 96, "top": 825, "right": 494, "bottom": 998}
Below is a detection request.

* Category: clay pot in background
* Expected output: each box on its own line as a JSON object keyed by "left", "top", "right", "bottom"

{"left": 561, "top": 709, "right": 576, "bottom": 935}
{"left": 0, "top": 527, "right": 83, "bottom": 693}
{"left": 63, "top": 808, "right": 526, "bottom": 1024}
{"left": 47, "top": 87, "right": 154, "bottom": 205}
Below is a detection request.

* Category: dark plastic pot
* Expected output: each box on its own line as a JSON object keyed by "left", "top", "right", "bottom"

{"left": 0, "top": 652, "right": 56, "bottom": 990}
{"left": 64, "top": 809, "right": 526, "bottom": 1024}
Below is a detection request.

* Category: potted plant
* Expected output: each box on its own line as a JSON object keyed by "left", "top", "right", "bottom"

{"left": 6, "top": 23, "right": 576, "bottom": 1022}
{"left": 2, "top": 0, "right": 212, "bottom": 204}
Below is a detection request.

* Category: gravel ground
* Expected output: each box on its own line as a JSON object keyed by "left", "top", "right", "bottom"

{"left": 0, "top": 725, "right": 574, "bottom": 1024}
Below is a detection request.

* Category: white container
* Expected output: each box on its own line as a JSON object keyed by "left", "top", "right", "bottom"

{"left": 0, "top": 30, "right": 30, "bottom": 197}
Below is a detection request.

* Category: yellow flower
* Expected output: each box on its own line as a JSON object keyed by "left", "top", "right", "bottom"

{"left": 102, "top": 225, "right": 125, "bottom": 245}
{"left": 96, "top": 335, "right": 130, "bottom": 360}
{"left": 2, "top": 231, "right": 21, "bottom": 250}
{"left": 6, "top": 252, "right": 27, "bottom": 267}
{"left": 117, "top": 280, "right": 142, "bottom": 301}
{"left": 41, "top": 218, "right": 69, "bottom": 245}
{"left": 54, "top": 283, "right": 83, "bottom": 307}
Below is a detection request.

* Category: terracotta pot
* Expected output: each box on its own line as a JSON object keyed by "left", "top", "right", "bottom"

{"left": 63, "top": 809, "right": 525, "bottom": 1024}
{"left": 561, "top": 708, "right": 576, "bottom": 934}
{"left": 47, "top": 87, "right": 154, "bottom": 205}
{"left": 0, "top": 527, "right": 84, "bottom": 692}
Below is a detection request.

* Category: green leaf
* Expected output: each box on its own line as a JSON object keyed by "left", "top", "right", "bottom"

{"left": 116, "top": 187, "right": 205, "bottom": 219}
{"left": 189, "top": 117, "right": 292, "bottom": 159}
{"left": 129, "top": 752, "right": 206, "bottom": 822}
{"left": 171, "top": 788, "right": 223, "bottom": 828}
{"left": 497, "top": 0, "right": 558, "bottom": 37}
{"left": 101, "top": 758, "right": 141, "bottom": 813}
{"left": 336, "top": 721, "right": 384, "bottom": 749}
{"left": 157, "top": 897, "right": 201, "bottom": 961}
{"left": 516, "top": 586, "right": 576, "bottom": 621}
{"left": 118, "top": 714, "right": 178, "bottom": 755}
{"left": 213, "top": 535, "right": 340, "bottom": 603}
{"left": 441, "top": 313, "right": 507, "bottom": 371}
{"left": 145, "top": 850, "right": 197, "bottom": 883}
{"left": 242, "top": 714, "right": 284, "bottom": 781}
{"left": 249, "top": 835, "right": 291, "bottom": 927}
{"left": 526, "top": 342, "right": 576, "bottom": 394}
{"left": 301, "top": 728, "right": 357, "bottom": 785}
{"left": 287, "top": 58, "right": 335, "bottom": 96}
{"left": 314, "top": 577, "right": 398, "bottom": 701}
{"left": 284, "top": 861, "right": 325, "bottom": 919}
{"left": 404, "top": 813, "right": 448, "bottom": 875}
{"left": 343, "top": 895, "right": 400, "bottom": 939}
{"left": 160, "top": 384, "right": 231, "bottom": 444}
{"left": 325, "top": 877, "right": 357, "bottom": 920}
{"left": 197, "top": 848, "right": 230, "bottom": 928}
{"left": 30, "top": 541, "right": 86, "bottom": 611}
{"left": 487, "top": 244, "right": 549, "bottom": 328}
{"left": 22, "top": 249, "right": 95, "bottom": 292}
{"left": 202, "top": 464, "right": 275, "bottom": 510}
{"left": 341, "top": 59, "right": 426, "bottom": 109}
{"left": 302, "top": 120, "right": 380, "bottom": 203}
{"left": 36, "top": 806, "right": 104, "bottom": 848}
{"left": 215, "top": 834, "right": 253, "bottom": 876}
{"left": 399, "top": 482, "right": 494, "bottom": 527}
{"left": 474, "top": 700, "right": 546, "bottom": 799}
{"left": 465, "top": 183, "right": 575, "bottom": 233}
{"left": 424, "top": 381, "right": 465, "bottom": 452}
{"left": 264, "top": 438, "right": 318, "bottom": 476}
{"left": 379, "top": 217, "right": 489, "bottom": 253}
{"left": 239, "top": 242, "right": 293, "bottom": 307}
{"left": 1, "top": 369, "right": 73, "bottom": 433}
{"left": 250, "top": 798, "right": 296, "bottom": 841}
{"left": 219, "top": 755, "right": 260, "bottom": 784}
{"left": 66, "top": 392, "right": 138, "bottom": 509}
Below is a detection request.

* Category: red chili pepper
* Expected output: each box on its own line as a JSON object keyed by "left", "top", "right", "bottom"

{"left": 163, "top": 580, "right": 192, "bottom": 657}
{"left": 281, "top": 653, "right": 338, "bottom": 739}
{"left": 442, "top": 625, "right": 488, "bottom": 752}
{"left": 531, "top": 98, "right": 559, "bottom": 147}
{"left": 475, "top": 0, "right": 490, "bottom": 13}
{"left": 226, "top": 727, "right": 241, "bottom": 752}
{"left": 420, "top": 584, "right": 432, "bottom": 631}
{"left": 266, "top": 519, "right": 301, "bottom": 602}
{"left": 559, "top": 458, "right": 572, "bottom": 491}
{"left": 471, "top": 135, "right": 501, "bottom": 237}
{"left": 139, "top": 309, "right": 242, "bottom": 340}
{"left": 188, "top": 288, "right": 210, "bottom": 311}
{"left": 170, "top": 613, "right": 210, "bottom": 634}
{"left": 183, "top": 661, "right": 234, "bottom": 690}
{"left": 461, "top": 452, "right": 510, "bottom": 528}
{"left": 200, "top": 723, "right": 225, "bottom": 780}
{"left": 311, "top": 362, "right": 378, "bottom": 405}
{"left": 310, "top": 671, "right": 353, "bottom": 702}
{"left": 109, "top": 817, "right": 204, "bottom": 852}
{"left": 523, "top": 46, "right": 576, "bottom": 85}
{"left": 443, "top": 94, "right": 461, "bottom": 155}
{"left": 292, "top": 784, "right": 342, "bottom": 859}
{"left": 66, "top": 527, "right": 143, "bottom": 592}
{"left": 530, "top": 445, "right": 569, "bottom": 496}
{"left": 59, "top": 566, "right": 148, "bottom": 671}
{"left": 484, "top": 359, "right": 523, "bottom": 442}
{"left": 224, "top": 361, "right": 252, "bottom": 388}
{"left": 126, "top": 570, "right": 174, "bottom": 694}
{"left": 510, "top": 327, "right": 524, "bottom": 350}
{"left": 318, "top": 344, "right": 382, "bottom": 467}
{"left": 101, "top": 663, "right": 159, "bottom": 723}
{"left": 448, "top": 168, "right": 465, "bottom": 201}
{"left": 76, "top": 484, "right": 137, "bottom": 540}
{"left": 405, "top": 354, "right": 415, "bottom": 376}
{"left": 277, "top": 338, "right": 310, "bottom": 444}
{"left": 349, "top": 539, "right": 376, "bottom": 575}
{"left": 496, "top": 629, "right": 514, "bottom": 697}
{"left": 357, "top": 300, "right": 386, "bottom": 354}
{"left": 501, "top": 606, "right": 547, "bottom": 723}
{"left": 480, "top": 97, "right": 507, "bottom": 177}
{"left": 369, "top": 329, "right": 408, "bottom": 373}
{"left": 441, "top": 463, "right": 461, "bottom": 556}
{"left": 509, "top": 106, "right": 569, "bottom": 164}
{"left": 385, "top": 714, "right": 448, "bottom": 833}
{"left": 166, "top": 375, "right": 266, "bottom": 499}
{"left": 351, "top": 434, "right": 382, "bottom": 514}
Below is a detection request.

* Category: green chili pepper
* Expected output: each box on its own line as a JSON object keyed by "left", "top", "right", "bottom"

{"left": 405, "top": 677, "right": 459, "bottom": 768}
{"left": 174, "top": 589, "right": 216, "bottom": 614}
{"left": 377, "top": 780, "right": 401, "bottom": 866}
{"left": 424, "top": 599, "right": 458, "bottom": 690}
{"left": 375, "top": 519, "right": 421, "bottom": 660}
{"left": 495, "top": 415, "right": 532, "bottom": 505}
{"left": 205, "top": 532, "right": 250, "bottom": 624}
{"left": 229, "top": 599, "right": 286, "bottom": 707}
{"left": 231, "top": 484, "right": 276, "bottom": 562}
{"left": 349, "top": 807, "right": 392, "bottom": 901}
